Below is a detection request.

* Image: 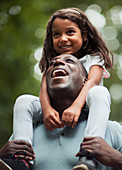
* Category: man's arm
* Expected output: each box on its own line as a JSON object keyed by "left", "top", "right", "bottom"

{"left": 76, "top": 137, "right": 122, "bottom": 170}
{"left": 0, "top": 140, "right": 35, "bottom": 161}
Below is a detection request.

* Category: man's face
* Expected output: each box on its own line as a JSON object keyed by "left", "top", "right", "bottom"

{"left": 46, "top": 54, "right": 85, "bottom": 98}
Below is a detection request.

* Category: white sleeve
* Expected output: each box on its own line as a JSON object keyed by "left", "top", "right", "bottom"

{"left": 80, "top": 55, "right": 110, "bottom": 78}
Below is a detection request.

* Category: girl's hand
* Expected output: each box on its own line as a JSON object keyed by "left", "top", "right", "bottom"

{"left": 61, "top": 103, "right": 81, "bottom": 128}
{"left": 43, "top": 106, "right": 63, "bottom": 130}
{"left": 0, "top": 140, "right": 35, "bottom": 161}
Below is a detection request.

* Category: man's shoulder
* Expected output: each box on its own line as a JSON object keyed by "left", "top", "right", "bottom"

{"left": 105, "top": 120, "right": 122, "bottom": 151}
{"left": 106, "top": 120, "right": 122, "bottom": 135}
{"left": 107, "top": 120, "right": 122, "bottom": 130}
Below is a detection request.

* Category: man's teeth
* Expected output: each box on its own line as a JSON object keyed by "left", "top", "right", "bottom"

{"left": 52, "top": 69, "right": 67, "bottom": 77}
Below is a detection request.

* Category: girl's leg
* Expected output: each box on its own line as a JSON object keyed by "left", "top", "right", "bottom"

{"left": 73, "top": 86, "right": 110, "bottom": 170}
{"left": 85, "top": 86, "right": 111, "bottom": 138}
{"left": 13, "top": 94, "right": 42, "bottom": 145}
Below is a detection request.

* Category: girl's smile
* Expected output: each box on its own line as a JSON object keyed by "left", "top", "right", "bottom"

{"left": 52, "top": 18, "right": 84, "bottom": 55}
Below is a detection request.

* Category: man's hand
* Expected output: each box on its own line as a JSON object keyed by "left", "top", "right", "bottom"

{"left": 43, "top": 106, "right": 63, "bottom": 130}
{"left": 0, "top": 140, "right": 35, "bottom": 161}
{"left": 61, "top": 103, "right": 81, "bottom": 128}
{"left": 76, "top": 137, "right": 122, "bottom": 169}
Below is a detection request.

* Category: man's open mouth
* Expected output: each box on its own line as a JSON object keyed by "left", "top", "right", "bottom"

{"left": 52, "top": 69, "right": 68, "bottom": 77}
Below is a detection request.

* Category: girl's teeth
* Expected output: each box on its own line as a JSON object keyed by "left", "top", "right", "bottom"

{"left": 61, "top": 46, "right": 71, "bottom": 49}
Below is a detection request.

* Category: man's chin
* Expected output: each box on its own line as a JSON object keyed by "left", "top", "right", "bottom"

{"left": 51, "top": 77, "right": 68, "bottom": 86}
{"left": 51, "top": 83, "right": 69, "bottom": 91}
{"left": 48, "top": 82, "right": 70, "bottom": 97}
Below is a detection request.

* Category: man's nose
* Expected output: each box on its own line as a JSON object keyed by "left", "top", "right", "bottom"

{"left": 54, "top": 59, "right": 65, "bottom": 66}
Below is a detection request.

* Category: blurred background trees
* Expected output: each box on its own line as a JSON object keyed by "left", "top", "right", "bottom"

{"left": 0, "top": 0, "right": 122, "bottom": 147}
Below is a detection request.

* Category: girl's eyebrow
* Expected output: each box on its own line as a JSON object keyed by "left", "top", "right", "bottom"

{"left": 52, "top": 27, "right": 76, "bottom": 33}
{"left": 66, "top": 27, "right": 75, "bottom": 30}
{"left": 52, "top": 29, "right": 59, "bottom": 33}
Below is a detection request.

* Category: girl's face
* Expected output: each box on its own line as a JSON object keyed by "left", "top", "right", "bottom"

{"left": 52, "top": 18, "right": 84, "bottom": 56}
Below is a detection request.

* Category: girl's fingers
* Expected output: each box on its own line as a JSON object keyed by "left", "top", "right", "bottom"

{"left": 45, "top": 118, "right": 58, "bottom": 128}
{"left": 25, "top": 156, "right": 34, "bottom": 161}
{"left": 72, "top": 116, "right": 78, "bottom": 128}
{"left": 44, "top": 115, "right": 62, "bottom": 129}
{"left": 62, "top": 114, "right": 74, "bottom": 127}
{"left": 51, "top": 116, "right": 62, "bottom": 126}
{"left": 45, "top": 124, "right": 54, "bottom": 130}
{"left": 15, "top": 149, "right": 35, "bottom": 158}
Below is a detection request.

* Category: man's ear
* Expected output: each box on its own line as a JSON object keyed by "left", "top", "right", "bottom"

{"left": 83, "top": 77, "right": 88, "bottom": 85}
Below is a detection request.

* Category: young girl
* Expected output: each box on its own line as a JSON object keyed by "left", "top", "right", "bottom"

{"left": 13, "top": 8, "right": 113, "bottom": 170}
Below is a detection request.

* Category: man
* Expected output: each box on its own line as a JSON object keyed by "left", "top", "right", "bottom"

{"left": 0, "top": 54, "right": 122, "bottom": 170}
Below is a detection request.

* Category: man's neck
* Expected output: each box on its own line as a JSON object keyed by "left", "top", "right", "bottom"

{"left": 51, "top": 98, "right": 73, "bottom": 116}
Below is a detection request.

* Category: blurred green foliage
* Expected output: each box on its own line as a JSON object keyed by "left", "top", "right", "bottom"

{"left": 0, "top": 0, "right": 122, "bottom": 147}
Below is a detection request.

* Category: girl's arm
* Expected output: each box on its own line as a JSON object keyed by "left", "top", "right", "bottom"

{"left": 61, "top": 65, "right": 103, "bottom": 127}
{"left": 39, "top": 74, "right": 62, "bottom": 130}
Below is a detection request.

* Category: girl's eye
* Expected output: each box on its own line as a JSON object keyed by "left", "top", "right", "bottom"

{"left": 67, "top": 30, "right": 75, "bottom": 34}
{"left": 65, "top": 58, "right": 74, "bottom": 63}
{"left": 52, "top": 32, "right": 60, "bottom": 38}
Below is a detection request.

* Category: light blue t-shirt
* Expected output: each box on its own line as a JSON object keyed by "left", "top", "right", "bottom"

{"left": 10, "top": 95, "right": 122, "bottom": 170}
{"left": 32, "top": 115, "right": 122, "bottom": 170}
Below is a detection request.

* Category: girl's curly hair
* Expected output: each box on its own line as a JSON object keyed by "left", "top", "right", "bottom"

{"left": 39, "top": 8, "right": 113, "bottom": 72}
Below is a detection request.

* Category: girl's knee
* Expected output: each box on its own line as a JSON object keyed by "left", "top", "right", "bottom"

{"left": 14, "top": 94, "right": 38, "bottom": 111}
{"left": 15, "top": 94, "right": 33, "bottom": 106}
{"left": 87, "top": 86, "right": 111, "bottom": 103}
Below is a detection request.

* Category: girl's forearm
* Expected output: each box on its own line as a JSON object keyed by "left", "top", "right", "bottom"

{"left": 39, "top": 75, "right": 51, "bottom": 111}
{"left": 72, "top": 79, "right": 96, "bottom": 109}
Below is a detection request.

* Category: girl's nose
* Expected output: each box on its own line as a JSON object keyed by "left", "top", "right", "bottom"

{"left": 60, "top": 34, "right": 68, "bottom": 42}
